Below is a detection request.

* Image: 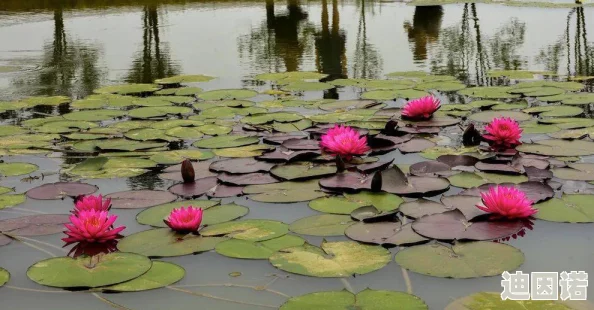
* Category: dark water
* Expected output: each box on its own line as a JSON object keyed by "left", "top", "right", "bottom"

{"left": 0, "top": 1, "right": 593, "bottom": 310}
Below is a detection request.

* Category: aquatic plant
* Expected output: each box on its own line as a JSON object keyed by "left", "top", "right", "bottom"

{"left": 319, "top": 125, "right": 370, "bottom": 161}
{"left": 62, "top": 210, "right": 125, "bottom": 245}
{"left": 482, "top": 117, "right": 523, "bottom": 150}
{"left": 476, "top": 185, "right": 537, "bottom": 219}
{"left": 401, "top": 95, "right": 440, "bottom": 120}
{"left": 164, "top": 206, "right": 203, "bottom": 233}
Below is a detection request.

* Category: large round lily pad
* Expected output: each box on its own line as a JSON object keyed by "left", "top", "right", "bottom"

{"left": 469, "top": 111, "right": 531, "bottom": 122}
{"left": 517, "top": 139, "right": 594, "bottom": 156}
{"left": 193, "top": 135, "right": 259, "bottom": 149}
{"left": 102, "top": 261, "right": 185, "bottom": 292}
{"left": 168, "top": 177, "right": 219, "bottom": 198}
{"left": 345, "top": 222, "right": 428, "bottom": 246}
{"left": 445, "top": 291, "right": 585, "bottom": 310}
{"left": 218, "top": 172, "right": 278, "bottom": 185}
{"left": 399, "top": 199, "right": 449, "bottom": 218}
{"left": 26, "top": 252, "right": 152, "bottom": 288}
{"left": 533, "top": 194, "right": 594, "bottom": 223}
{"left": 94, "top": 84, "right": 160, "bottom": 95}
{"left": 215, "top": 235, "right": 305, "bottom": 259}
{"left": 198, "top": 89, "right": 257, "bottom": 100}
{"left": 447, "top": 172, "right": 528, "bottom": 189}
{"left": 395, "top": 241, "right": 525, "bottom": 278}
{"left": 117, "top": 228, "right": 226, "bottom": 257}
{"left": 289, "top": 214, "right": 355, "bottom": 236}
{"left": 271, "top": 162, "right": 335, "bottom": 180}
{"left": 309, "top": 197, "right": 362, "bottom": 214}
{"left": 0, "top": 194, "right": 26, "bottom": 209}
{"left": 280, "top": 289, "right": 428, "bottom": 310}
{"left": 155, "top": 74, "right": 215, "bottom": 85}
{"left": 0, "top": 214, "right": 70, "bottom": 236}
{"left": 128, "top": 106, "right": 192, "bottom": 119}
{"left": 213, "top": 145, "right": 274, "bottom": 158}
{"left": 149, "top": 150, "right": 214, "bottom": 165}
{"left": 282, "top": 82, "right": 334, "bottom": 92}
{"left": 0, "top": 162, "right": 38, "bottom": 177}
{"left": 210, "top": 158, "right": 274, "bottom": 174}
{"left": 106, "top": 190, "right": 177, "bottom": 209}
{"left": 26, "top": 182, "right": 98, "bottom": 200}
{"left": 412, "top": 210, "right": 525, "bottom": 241}
{"left": 269, "top": 241, "right": 391, "bottom": 278}
{"left": 137, "top": 200, "right": 248, "bottom": 227}
{"left": 245, "top": 180, "right": 327, "bottom": 203}
{"left": 200, "top": 219, "right": 288, "bottom": 241}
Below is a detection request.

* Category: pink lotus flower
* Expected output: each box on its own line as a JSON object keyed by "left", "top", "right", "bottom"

{"left": 482, "top": 117, "right": 522, "bottom": 150}
{"left": 476, "top": 185, "right": 537, "bottom": 219}
{"left": 401, "top": 95, "right": 440, "bottom": 120}
{"left": 62, "top": 210, "right": 125, "bottom": 245}
{"left": 73, "top": 194, "right": 111, "bottom": 214}
{"left": 164, "top": 206, "right": 203, "bottom": 233}
{"left": 319, "top": 125, "right": 370, "bottom": 160}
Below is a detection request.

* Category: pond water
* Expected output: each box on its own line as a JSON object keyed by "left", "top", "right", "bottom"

{"left": 0, "top": 1, "right": 593, "bottom": 309}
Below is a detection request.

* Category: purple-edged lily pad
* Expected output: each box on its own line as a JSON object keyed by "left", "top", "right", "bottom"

{"left": 440, "top": 195, "right": 486, "bottom": 220}
{"left": 282, "top": 139, "right": 320, "bottom": 151}
{"left": 0, "top": 234, "right": 12, "bottom": 246}
{"left": 206, "top": 184, "right": 245, "bottom": 198}
{"left": 263, "top": 133, "right": 308, "bottom": 145}
{"left": 210, "top": 158, "right": 275, "bottom": 174}
{"left": 345, "top": 222, "right": 428, "bottom": 246}
{"left": 106, "top": 190, "right": 178, "bottom": 209}
{"left": 168, "top": 176, "right": 218, "bottom": 198}
{"left": 217, "top": 172, "right": 279, "bottom": 186}
{"left": 409, "top": 161, "right": 452, "bottom": 177}
{"left": 26, "top": 182, "right": 98, "bottom": 200}
{"left": 474, "top": 162, "right": 523, "bottom": 175}
{"left": 399, "top": 199, "right": 450, "bottom": 219}
{"left": 0, "top": 214, "right": 70, "bottom": 236}
{"left": 411, "top": 210, "right": 525, "bottom": 241}
{"left": 437, "top": 155, "right": 479, "bottom": 167}
{"left": 525, "top": 167, "right": 553, "bottom": 181}
{"left": 396, "top": 139, "right": 436, "bottom": 154}
{"left": 257, "top": 148, "right": 321, "bottom": 162}
{"left": 356, "top": 159, "right": 394, "bottom": 174}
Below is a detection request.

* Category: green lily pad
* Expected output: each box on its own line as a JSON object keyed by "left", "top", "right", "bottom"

{"left": 215, "top": 235, "right": 305, "bottom": 259}
{"left": 0, "top": 194, "right": 26, "bottom": 209}
{"left": 0, "top": 187, "right": 13, "bottom": 195}
{"left": 241, "top": 112, "right": 303, "bottom": 125}
{"left": 102, "top": 158, "right": 158, "bottom": 169}
{"left": 102, "top": 261, "right": 185, "bottom": 292}
{"left": 386, "top": 71, "right": 428, "bottom": 78}
{"left": 395, "top": 241, "right": 524, "bottom": 278}
{"left": 128, "top": 106, "right": 193, "bottom": 119}
{"left": 447, "top": 172, "right": 528, "bottom": 189}
{"left": 94, "top": 84, "right": 160, "bottom": 95}
{"left": 22, "top": 96, "right": 71, "bottom": 106}
{"left": 26, "top": 252, "right": 152, "bottom": 288}
{"left": 273, "top": 119, "right": 313, "bottom": 132}
{"left": 511, "top": 81, "right": 584, "bottom": 92}
{"left": 200, "top": 219, "right": 288, "bottom": 241}
{"left": 445, "top": 291, "right": 583, "bottom": 310}
{"left": 63, "top": 110, "right": 126, "bottom": 121}
{"left": 517, "top": 139, "right": 594, "bottom": 156}
{"left": 213, "top": 144, "right": 274, "bottom": 158}
{"left": 361, "top": 89, "right": 429, "bottom": 101}
{"left": 131, "top": 97, "right": 174, "bottom": 107}
{"left": 289, "top": 214, "right": 355, "bottom": 236}
{"left": 281, "top": 289, "right": 428, "bottom": 310}
{"left": 0, "top": 162, "right": 38, "bottom": 177}
{"left": 35, "top": 120, "right": 99, "bottom": 134}
{"left": 521, "top": 121, "right": 562, "bottom": 134}
{"left": 309, "top": 197, "right": 363, "bottom": 214}
{"left": 117, "top": 228, "right": 226, "bottom": 257}
{"left": 193, "top": 135, "right": 259, "bottom": 149}
{"left": 509, "top": 86, "right": 565, "bottom": 97}
{"left": 155, "top": 74, "right": 215, "bottom": 85}
{"left": 318, "top": 100, "right": 379, "bottom": 112}
{"left": 69, "top": 167, "right": 148, "bottom": 179}
{"left": 344, "top": 192, "right": 404, "bottom": 212}
{"left": 155, "top": 87, "right": 203, "bottom": 96}
{"left": 533, "top": 194, "right": 594, "bottom": 223}
{"left": 255, "top": 71, "right": 328, "bottom": 82}
{"left": 150, "top": 120, "right": 204, "bottom": 130}
{"left": 0, "top": 268, "right": 8, "bottom": 286}
{"left": 491, "top": 102, "right": 528, "bottom": 110}
{"left": 523, "top": 106, "right": 583, "bottom": 117}
{"left": 164, "top": 127, "right": 204, "bottom": 139}
{"left": 195, "top": 124, "right": 232, "bottom": 135}
{"left": 245, "top": 180, "right": 327, "bottom": 203}
{"left": 458, "top": 87, "right": 520, "bottom": 99}
{"left": 149, "top": 150, "right": 214, "bottom": 165}
{"left": 73, "top": 139, "right": 167, "bottom": 152}
{"left": 542, "top": 93, "right": 594, "bottom": 105}
{"left": 282, "top": 82, "right": 334, "bottom": 92}
{"left": 271, "top": 162, "right": 335, "bottom": 181}
{"left": 137, "top": 200, "right": 247, "bottom": 227}
{"left": 269, "top": 241, "right": 391, "bottom": 278}
{"left": 198, "top": 89, "right": 258, "bottom": 100}
{"left": 125, "top": 128, "right": 178, "bottom": 142}
{"left": 468, "top": 110, "right": 531, "bottom": 122}
{"left": 415, "top": 81, "right": 466, "bottom": 92}
{"left": 0, "top": 125, "right": 27, "bottom": 137}
{"left": 488, "top": 70, "right": 553, "bottom": 79}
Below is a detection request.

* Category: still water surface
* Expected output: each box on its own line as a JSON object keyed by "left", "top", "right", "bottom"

{"left": 0, "top": 1, "right": 593, "bottom": 309}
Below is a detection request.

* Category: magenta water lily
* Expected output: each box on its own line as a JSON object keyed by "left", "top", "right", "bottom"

{"left": 164, "top": 206, "right": 203, "bottom": 233}
{"left": 401, "top": 95, "right": 440, "bottom": 120}
{"left": 476, "top": 185, "right": 537, "bottom": 219}
{"left": 319, "top": 125, "right": 370, "bottom": 161}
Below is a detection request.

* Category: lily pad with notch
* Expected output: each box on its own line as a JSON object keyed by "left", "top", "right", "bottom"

{"left": 215, "top": 235, "right": 305, "bottom": 260}
{"left": 210, "top": 158, "right": 274, "bottom": 174}
{"left": 101, "top": 261, "right": 185, "bottom": 292}
{"left": 280, "top": 289, "right": 428, "bottom": 310}
{"left": 289, "top": 214, "right": 355, "bottom": 236}
{"left": 218, "top": 172, "right": 279, "bottom": 185}
{"left": 0, "top": 214, "right": 70, "bottom": 236}
{"left": 345, "top": 222, "right": 428, "bottom": 246}
{"left": 200, "top": 219, "right": 288, "bottom": 241}
{"left": 117, "top": 228, "right": 227, "bottom": 257}
{"left": 26, "top": 182, "right": 98, "bottom": 200}
{"left": 271, "top": 162, "right": 336, "bottom": 181}
{"left": 399, "top": 199, "right": 450, "bottom": 219}
{"left": 533, "top": 194, "right": 594, "bottom": 223}
{"left": 105, "top": 190, "right": 177, "bottom": 209}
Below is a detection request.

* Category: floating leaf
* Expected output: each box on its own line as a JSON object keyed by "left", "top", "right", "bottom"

{"left": 399, "top": 199, "right": 449, "bottom": 218}
{"left": 0, "top": 162, "right": 38, "bottom": 177}
{"left": 26, "top": 182, "right": 98, "bottom": 200}
{"left": 241, "top": 112, "right": 303, "bottom": 125}
{"left": 168, "top": 177, "right": 219, "bottom": 198}
{"left": 102, "top": 261, "right": 185, "bottom": 292}
{"left": 412, "top": 210, "right": 524, "bottom": 241}
{"left": 22, "top": 96, "right": 71, "bottom": 106}
{"left": 149, "top": 150, "right": 214, "bottom": 165}
{"left": 213, "top": 144, "right": 274, "bottom": 158}
{"left": 552, "top": 163, "right": 594, "bottom": 181}
{"left": 0, "top": 194, "right": 26, "bottom": 209}
{"left": 0, "top": 214, "right": 70, "bottom": 236}
{"left": 0, "top": 268, "right": 8, "bottom": 286}
{"left": 269, "top": 241, "right": 391, "bottom": 278}
{"left": 309, "top": 197, "right": 362, "bottom": 214}
{"left": 128, "top": 106, "right": 192, "bottom": 119}
{"left": 289, "top": 214, "right": 355, "bottom": 236}
{"left": 195, "top": 124, "right": 232, "bottom": 136}
{"left": 63, "top": 110, "right": 126, "bottom": 122}
{"left": 138, "top": 201, "right": 248, "bottom": 228}
{"left": 280, "top": 289, "right": 428, "bottom": 310}
{"left": 255, "top": 71, "right": 328, "bottom": 82}
{"left": 218, "top": 172, "right": 278, "bottom": 185}
{"left": 415, "top": 81, "right": 466, "bottom": 92}
{"left": 361, "top": 89, "right": 429, "bottom": 101}
{"left": 346, "top": 222, "right": 428, "bottom": 246}
{"left": 201, "top": 219, "right": 288, "bottom": 241}
{"left": 210, "top": 158, "right": 274, "bottom": 174}
{"left": 193, "top": 135, "right": 259, "bottom": 149}
{"left": 106, "top": 190, "right": 177, "bottom": 209}
{"left": 215, "top": 235, "right": 305, "bottom": 259}
{"left": 282, "top": 82, "right": 334, "bottom": 92}
{"left": 155, "top": 74, "right": 215, "bottom": 84}
{"left": 469, "top": 111, "right": 531, "bottom": 122}
{"left": 117, "top": 228, "right": 226, "bottom": 257}
{"left": 447, "top": 172, "right": 528, "bottom": 188}
{"left": 270, "top": 162, "right": 335, "bottom": 181}
{"left": 445, "top": 291, "right": 584, "bottom": 310}
{"left": 458, "top": 87, "right": 520, "bottom": 99}
{"left": 198, "top": 89, "right": 257, "bottom": 100}
{"left": 395, "top": 241, "right": 524, "bottom": 278}
{"left": 523, "top": 106, "right": 583, "bottom": 117}
{"left": 533, "top": 194, "right": 594, "bottom": 223}
{"left": 517, "top": 139, "right": 594, "bottom": 156}
{"left": 27, "top": 252, "right": 152, "bottom": 288}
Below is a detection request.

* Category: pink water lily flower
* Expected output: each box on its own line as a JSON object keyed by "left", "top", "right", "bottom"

{"left": 482, "top": 117, "right": 522, "bottom": 150}
{"left": 476, "top": 185, "right": 537, "bottom": 219}
{"left": 62, "top": 210, "right": 125, "bottom": 245}
{"left": 74, "top": 194, "right": 111, "bottom": 214}
{"left": 401, "top": 95, "right": 440, "bottom": 120}
{"left": 319, "top": 125, "right": 370, "bottom": 160}
{"left": 164, "top": 206, "right": 203, "bottom": 233}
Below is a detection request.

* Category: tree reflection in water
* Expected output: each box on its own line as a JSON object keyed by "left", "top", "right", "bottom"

{"left": 352, "top": 0, "right": 383, "bottom": 79}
